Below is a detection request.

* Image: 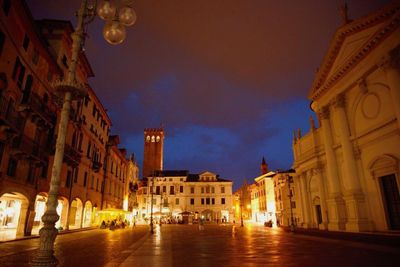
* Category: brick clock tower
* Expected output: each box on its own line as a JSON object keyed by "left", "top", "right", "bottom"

{"left": 143, "top": 128, "right": 164, "bottom": 178}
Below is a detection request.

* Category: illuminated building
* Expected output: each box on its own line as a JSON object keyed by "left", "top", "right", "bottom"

{"left": 136, "top": 170, "right": 233, "bottom": 223}
{"left": 293, "top": 3, "right": 400, "bottom": 231}
{"left": 0, "top": 0, "right": 138, "bottom": 240}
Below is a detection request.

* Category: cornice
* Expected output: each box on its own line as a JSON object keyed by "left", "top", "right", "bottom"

{"left": 308, "top": 3, "right": 400, "bottom": 101}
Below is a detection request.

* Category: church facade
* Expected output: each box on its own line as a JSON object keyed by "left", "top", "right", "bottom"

{"left": 293, "top": 3, "right": 400, "bottom": 232}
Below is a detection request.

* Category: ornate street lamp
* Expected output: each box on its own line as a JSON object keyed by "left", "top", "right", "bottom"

{"left": 31, "top": 1, "right": 136, "bottom": 266}
{"left": 287, "top": 175, "right": 295, "bottom": 232}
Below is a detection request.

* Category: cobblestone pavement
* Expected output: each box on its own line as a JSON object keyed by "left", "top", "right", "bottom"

{"left": 1, "top": 224, "right": 400, "bottom": 266}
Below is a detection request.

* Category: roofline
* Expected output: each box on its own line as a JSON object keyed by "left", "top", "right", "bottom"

{"left": 308, "top": 2, "right": 400, "bottom": 100}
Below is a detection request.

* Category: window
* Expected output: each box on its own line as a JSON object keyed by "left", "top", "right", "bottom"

{"left": 170, "top": 186, "right": 174, "bottom": 195}
{"left": 7, "top": 158, "right": 17, "bottom": 177}
{"left": 83, "top": 172, "right": 88, "bottom": 187}
{"left": 211, "top": 187, "right": 215, "bottom": 194}
{"left": 162, "top": 186, "right": 166, "bottom": 193}
{"left": 206, "top": 198, "right": 210, "bottom": 205}
{"left": 180, "top": 186, "right": 183, "bottom": 193}
{"left": 41, "top": 163, "right": 47, "bottom": 179}
{"left": 201, "top": 187, "right": 204, "bottom": 194}
{"left": 212, "top": 198, "right": 215, "bottom": 205}
{"left": 27, "top": 165, "right": 35, "bottom": 184}
{"left": 0, "top": 31, "right": 5, "bottom": 57}
{"left": 221, "top": 198, "right": 225, "bottom": 205}
{"left": 175, "top": 198, "right": 179, "bottom": 205}
{"left": 62, "top": 55, "right": 68, "bottom": 68}
{"left": 206, "top": 187, "right": 210, "bottom": 194}
{"left": 221, "top": 187, "right": 225, "bottom": 194}
{"left": 66, "top": 170, "right": 72, "bottom": 187}
{"left": 22, "top": 34, "right": 29, "bottom": 51}
{"left": 84, "top": 96, "right": 89, "bottom": 106}
{"left": 12, "top": 57, "right": 25, "bottom": 89}
{"left": 190, "top": 187, "right": 194, "bottom": 194}
{"left": 2, "top": 0, "right": 11, "bottom": 15}
{"left": 190, "top": 198, "right": 194, "bottom": 205}
{"left": 87, "top": 142, "right": 91, "bottom": 157}
{"left": 156, "top": 186, "right": 160, "bottom": 195}
{"left": 73, "top": 168, "right": 78, "bottom": 183}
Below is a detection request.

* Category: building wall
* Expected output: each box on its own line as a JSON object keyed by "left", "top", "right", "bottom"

{"left": 0, "top": 0, "right": 137, "bottom": 238}
{"left": 136, "top": 171, "right": 234, "bottom": 223}
{"left": 293, "top": 3, "right": 400, "bottom": 232}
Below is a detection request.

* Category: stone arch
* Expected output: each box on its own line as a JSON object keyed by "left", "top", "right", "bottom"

{"left": 31, "top": 192, "right": 49, "bottom": 235}
{"left": 0, "top": 191, "right": 30, "bottom": 239}
{"left": 82, "top": 200, "right": 93, "bottom": 227}
{"left": 56, "top": 196, "right": 69, "bottom": 230}
{"left": 68, "top": 198, "right": 83, "bottom": 229}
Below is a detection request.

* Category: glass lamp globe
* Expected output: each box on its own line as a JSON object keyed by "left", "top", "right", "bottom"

{"left": 97, "top": 0, "right": 116, "bottom": 21}
{"left": 103, "top": 20, "right": 126, "bottom": 45}
{"left": 118, "top": 6, "right": 137, "bottom": 26}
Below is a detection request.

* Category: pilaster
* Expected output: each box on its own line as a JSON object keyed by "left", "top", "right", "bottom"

{"left": 314, "top": 167, "right": 328, "bottom": 230}
{"left": 333, "top": 94, "right": 371, "bottom": 231}
{"left": 379, "top": 45, "right": 400, "bottom": 129}
{"left": 318, "top": 106, "right": 346, "bottom": 230}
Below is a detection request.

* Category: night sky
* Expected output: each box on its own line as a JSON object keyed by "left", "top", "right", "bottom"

{"left": 27, "top": 0, "right": 388, "bottom": 190}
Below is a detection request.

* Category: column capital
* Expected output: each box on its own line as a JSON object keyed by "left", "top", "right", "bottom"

{"left": 318, "top": 106, "right": 330, "bottom": 120}
{"left": 333, "top": 93, "right": 346, "bottom": 109}
{"left": 378, "top": 45, "right": 400, "bottom": 71}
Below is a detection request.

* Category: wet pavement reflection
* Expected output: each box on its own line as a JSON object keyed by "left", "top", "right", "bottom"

{"left": 0, "top": 224, "right": 399, "bottom": 266}
{"left": 122, "top": 224, "right": 400, "bottom": 267}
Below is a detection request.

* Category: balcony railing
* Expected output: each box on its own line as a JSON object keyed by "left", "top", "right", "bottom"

{"left": 11, "top": 135, "right": 48, "bottom": 162}
{"left": 64, "top": 144, "right": 81, "bottom": 166}
{"left": 0, "top": 96, "right": 24, "bottom": 133}
{"left": 19, "top": 93, "right": 56, "bottom": 126}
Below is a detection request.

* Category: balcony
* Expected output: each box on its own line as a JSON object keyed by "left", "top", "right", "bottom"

{"left": 11, "top": 135, "right": 48, "bottom": 162}
{"left": 0, "top": 96, "right": 24, "bottom": 134}
{"left": 19, "top": 93, "right": 56, "bottom": 127}
{"left": 63, "top": 144, "right": 81, "bottom": 167}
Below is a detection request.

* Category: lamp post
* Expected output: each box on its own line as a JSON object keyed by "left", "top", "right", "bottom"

{"left": 150, "top": 174, "right": 154, "bottom": 234}
{"left": 159, "top": 191, "right": 163, "bottom": 227}
{"left": 31, "top": 1, "right": 136, "bottom": 266}
{"left": 240, "top": 191, "right": 244, "bottom": 227}
{"left": 287, "top": 175, "right": 295, "bottom": 232}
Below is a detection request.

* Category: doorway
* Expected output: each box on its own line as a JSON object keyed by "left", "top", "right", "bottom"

{"left": 380, "top": 174, "right": 400, "bottom": 230}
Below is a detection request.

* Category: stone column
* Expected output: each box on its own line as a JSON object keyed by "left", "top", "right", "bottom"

{"left": 299, "top": 173, "right": 312, "bottom": 228}
{"left": 319, "top": 106, "right": 346, "bottom": 230}
{"left": 315, "top": 168, "right": 328, "bottom": 230}
{"left": 333, "top": 94, "right": 370, "bottom": 232}
{"left": 380, "top": 45, "right": 400, "bottom": 129}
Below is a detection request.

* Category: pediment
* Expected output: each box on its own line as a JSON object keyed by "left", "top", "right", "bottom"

{"left": 199, "top": 171, "right": 217, "bottom": 181}
{"left": 308, "top": 3, "right": 400, "bottom": 100}
{"left": 326, "top": 23, "right": 383, "bottom": 78}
